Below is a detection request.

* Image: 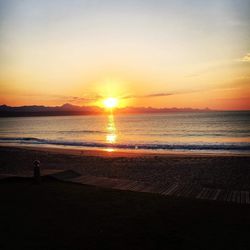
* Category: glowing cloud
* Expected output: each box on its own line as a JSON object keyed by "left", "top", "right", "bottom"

{"left": 241, "top": 53, "right": 250, "bottom": 62}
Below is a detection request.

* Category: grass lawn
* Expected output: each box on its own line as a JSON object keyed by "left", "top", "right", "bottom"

{"left": 1, "top": 177, "right": 250, "bottom": 250}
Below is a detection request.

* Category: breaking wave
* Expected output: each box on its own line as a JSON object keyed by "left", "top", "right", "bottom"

{"left": 1, "top": 137, "right": 250, "bottom": 152}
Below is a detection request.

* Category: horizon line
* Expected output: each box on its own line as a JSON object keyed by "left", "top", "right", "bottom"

{"left": 0, "top": 103, "right": 249, "bottom": 112}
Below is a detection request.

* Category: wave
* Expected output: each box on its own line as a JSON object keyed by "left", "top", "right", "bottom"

{"left": 58, "top": 130, "right": 106, "bottom": 134}
{"left": 0, "top": 137, "right": 250, "bottom": 151}
{"left": 135, "top": 132, "right": 250, "bottom": 137}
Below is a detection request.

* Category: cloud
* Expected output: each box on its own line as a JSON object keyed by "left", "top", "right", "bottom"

{"left": 144, "top": 92, "right": 173, "bottom": 98}
{"left": 241, "top": 53, "right": 250, "bottom": 62}
{"left": 125, "top": 78, "right": 250, "bottom": 101}
{"left": 62, "top": 93, "right": 173, "bottom": 104}
{"left": 35, "top": 76, "right": 250, "bottom": 104}
{"left": 47, "top": 95, "right": 92, "bottom": 103}
{"left": 121, "top": 92, "right": 173, "bottom": 100}
{"left": 186, "top": 55, "right": 250, "bottom": 78}
{"left": 20, "top": 94, "right": 97, "bottom": 105}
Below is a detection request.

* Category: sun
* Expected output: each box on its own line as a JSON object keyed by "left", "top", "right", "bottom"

{"left": 103, "top": 97, "right": 118, "bottom": 109}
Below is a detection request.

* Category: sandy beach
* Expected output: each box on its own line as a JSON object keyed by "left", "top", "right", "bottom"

{"left": 1, "top": 145, "right": 250, "bottom": 190}
{"left": 1, "top": 146, "right": 250, "bottom": 249}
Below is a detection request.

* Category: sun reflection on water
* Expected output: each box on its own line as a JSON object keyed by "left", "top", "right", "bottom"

{"left": 106, "top": 134, "right": 117, "bottom": 143}
{"left": 106, "top": 114, "right": 117, "bottom": 147}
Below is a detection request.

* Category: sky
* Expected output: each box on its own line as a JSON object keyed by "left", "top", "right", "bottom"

{"left": 0, "top": 0, "right": 250, "bottom": 110}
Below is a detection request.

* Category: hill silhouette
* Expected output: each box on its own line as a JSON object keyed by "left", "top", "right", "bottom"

{"left": 0, "top": 103, "right": 211, "bottom": 117}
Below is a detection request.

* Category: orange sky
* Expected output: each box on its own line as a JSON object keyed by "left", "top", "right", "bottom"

{"left": 0, "top": 0, "right": 250, "bottom": 110}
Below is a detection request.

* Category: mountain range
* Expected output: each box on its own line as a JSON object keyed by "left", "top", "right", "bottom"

{"left": 0, "top": 103, "right": 211, "bottom": 117}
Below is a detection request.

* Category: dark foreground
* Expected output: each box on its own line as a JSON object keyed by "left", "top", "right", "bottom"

{"left": 1, "top": 177, "right": 250, "bottom": 250}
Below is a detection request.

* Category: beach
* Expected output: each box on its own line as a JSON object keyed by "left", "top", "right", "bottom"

{"left": 1, "top": 145, "right": 250, "bottom": 190}
{"left": 1, "top": 146, "right": 250, "bottom": 249}
{"left": 1, "top": 1, "right": 250, "bottom": 248}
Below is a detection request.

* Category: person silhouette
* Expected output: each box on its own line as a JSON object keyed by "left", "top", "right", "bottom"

{"left": 33, "top": 160, "right": 41, "bottom": 183}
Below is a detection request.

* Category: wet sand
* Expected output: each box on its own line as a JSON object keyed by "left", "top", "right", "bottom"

{"left": 1, "top": 145, "right": 250, "bottom": 190}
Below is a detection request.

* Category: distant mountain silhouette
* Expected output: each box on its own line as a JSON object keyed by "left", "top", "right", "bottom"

{"left": 0, "top": 103, "right": 102, "bottom": 116}
{"left": 0, "top": 103, "right": 212, "bottom": 117}
{"left": 118, "top": 106, "right": 211, "bottom": 114}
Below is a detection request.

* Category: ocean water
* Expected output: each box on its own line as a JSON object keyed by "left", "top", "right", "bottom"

{"left": 0, "top": 111, "right": 249, "bottom": 154}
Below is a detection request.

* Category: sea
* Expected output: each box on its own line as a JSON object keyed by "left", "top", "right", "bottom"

{"left": 0, "top": 111, "right": 249, "bottom": 154}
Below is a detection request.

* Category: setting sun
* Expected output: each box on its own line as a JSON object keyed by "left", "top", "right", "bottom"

{"left": 103, "top": 98, "right": 118, "bottom": 109}
{"left": 0, "top": 1, "right": 250, "bottom": 248}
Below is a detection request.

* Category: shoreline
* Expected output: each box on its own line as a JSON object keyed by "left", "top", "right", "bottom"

{"left": 1, "top": 144, "right": 249, "bottom": 158}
